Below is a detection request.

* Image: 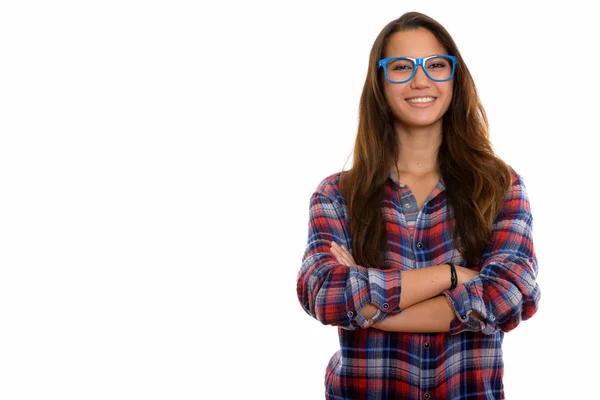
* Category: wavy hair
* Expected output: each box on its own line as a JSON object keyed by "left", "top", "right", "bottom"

{"left": 339, "top": 12, "right": 512, "bottom": 268}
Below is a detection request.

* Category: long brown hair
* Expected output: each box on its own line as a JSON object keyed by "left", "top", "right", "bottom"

{"left": 339, "top": 12, "right": 512, "bottom": 268}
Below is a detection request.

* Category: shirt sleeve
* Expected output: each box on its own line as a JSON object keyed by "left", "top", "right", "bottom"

{"left": 296, "top": 192, "right": 402, "bottom": 330}
{"left": 443, "top": 173, "right": 541, "bottom": 335}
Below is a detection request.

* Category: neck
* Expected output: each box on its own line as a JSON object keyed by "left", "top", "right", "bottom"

{"left": 395, "top": 121, "right": 442, "bottom": 176}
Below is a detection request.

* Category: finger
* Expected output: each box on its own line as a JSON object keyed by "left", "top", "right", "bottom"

{"left": 331, "top": 243, "right": 347, "bottom": 258}
{"left": 336, "top": 247, "right": 352, "bottom": 264}
{"left": 337, "top": 245, "right": 349, "bottom": 256}
{"left": 330, "top": 243, "right": 340, "bottom": 253}
{"left": 332, "top": 248, "right": 352, "bottom": 266}
{"left": 341, "top": 254, "right": 354, "bottom": 266}
{"left": 330, "top": 243, "right": 356, "bottom": 266}
{"left": 331, "top": 247, "right": 345, "bottom": 264}
{"left": 337, "top": 247, "right": 355, "bottom": 265}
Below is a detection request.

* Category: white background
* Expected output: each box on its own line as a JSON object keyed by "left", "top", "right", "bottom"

{"left": 0, "top": 1, "right": 597, "bottom": 399}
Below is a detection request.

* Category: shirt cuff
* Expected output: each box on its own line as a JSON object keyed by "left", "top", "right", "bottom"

{"left": 354, "top": 267, "right": 402, "bottom": 329}
{"left": 443, "top": 283, "right": 496, "bottom": 335}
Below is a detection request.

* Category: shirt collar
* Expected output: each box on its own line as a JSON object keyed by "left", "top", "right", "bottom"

{"left": 388, "top": 167, "right": 446, "bottom": 192}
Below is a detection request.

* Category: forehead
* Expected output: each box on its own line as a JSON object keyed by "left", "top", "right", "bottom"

{"left": 384, "top": 28, "right": 447, "bottom": 58}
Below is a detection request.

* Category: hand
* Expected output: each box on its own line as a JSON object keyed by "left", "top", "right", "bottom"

{"left": 330, "top": 241, "right": 356, "bottom": 266}
{"left": 455, "top": 265, "right": 478, "bottom": 285}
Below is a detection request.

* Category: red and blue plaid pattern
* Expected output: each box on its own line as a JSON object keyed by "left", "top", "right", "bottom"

{"left": 297, "top": 168, "right": 540, "bottom": 399}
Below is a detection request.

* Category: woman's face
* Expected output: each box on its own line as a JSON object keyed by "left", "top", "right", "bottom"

{"left": 382, "top": 28, "right": 454, "bottom": 130}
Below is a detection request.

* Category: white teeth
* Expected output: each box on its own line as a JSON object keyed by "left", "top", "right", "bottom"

{"left": 407, "top": 97, "right": 436, "bottom": 103}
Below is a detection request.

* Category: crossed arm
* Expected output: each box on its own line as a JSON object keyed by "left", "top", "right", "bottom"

{"left": 297, "top": 174, "right": 540, "bottom": 334}
{"left": 330, "top": 242, "right": 478, "bottom": 332}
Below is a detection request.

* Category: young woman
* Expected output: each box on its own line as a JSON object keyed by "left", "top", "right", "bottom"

{"left": 296, "top": 12, "right": 541, "bottom": 399}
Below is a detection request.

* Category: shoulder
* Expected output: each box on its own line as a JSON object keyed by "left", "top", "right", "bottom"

{"left": 506, "top": 164, "right": 528, "bottom": 190}
{"left": 311, "top": 171, "right": 346, "bottom": 205}
{"left": 503, "top": 165, "right": 532, "bottom": 208}
{"left": 507, "top": 164, "right": 521, "bottom": 185}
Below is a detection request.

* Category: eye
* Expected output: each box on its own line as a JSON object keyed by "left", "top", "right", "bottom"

{"left": 387, "top": 59, "right": 413, "bottom": 72}
{"left": 427, "top": 58, "right": 449, "bottom": 69}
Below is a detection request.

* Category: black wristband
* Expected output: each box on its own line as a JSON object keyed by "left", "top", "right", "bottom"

{"left": 448, "top": 262, "right": 457, "bottom": 290}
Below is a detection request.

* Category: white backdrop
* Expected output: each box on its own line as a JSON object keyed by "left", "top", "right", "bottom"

{"left": 1, "top": 1, "right": 597, "bottom": 399}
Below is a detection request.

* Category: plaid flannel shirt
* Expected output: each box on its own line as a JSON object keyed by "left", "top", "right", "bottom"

{"left": 296, "top": 167, "right": 540, "bottom": 399}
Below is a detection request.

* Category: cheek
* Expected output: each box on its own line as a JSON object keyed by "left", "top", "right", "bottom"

{"left": 444, "top": 83, "right": 453, "bottom": 99}
{"left": 382, "top": 83, "right": 406, "bottom": 107}
{"left": 435, "top": 82, "right": 453, "bottom": 111}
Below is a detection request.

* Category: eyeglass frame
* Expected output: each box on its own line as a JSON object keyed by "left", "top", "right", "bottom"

{"left": 378, "top": 54, "right": 457, "bottom": 84}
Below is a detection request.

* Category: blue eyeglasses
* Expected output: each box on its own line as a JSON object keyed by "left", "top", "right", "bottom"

{"left": 378, "top": 54, "right": 457, "bottom": 84}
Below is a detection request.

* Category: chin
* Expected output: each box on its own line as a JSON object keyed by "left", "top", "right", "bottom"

{"left": 401, "top": 117, "right": 442, "bottom": 128}
{"left": 394, "top": 108, "right": 444, "bottom": 125}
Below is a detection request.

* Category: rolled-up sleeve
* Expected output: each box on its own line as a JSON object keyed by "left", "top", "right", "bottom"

{"left": 443, "top": 173, "right": 541, "bottom": 335}
{"left": 296, "top": 192, "right": 402, "bottom": 330}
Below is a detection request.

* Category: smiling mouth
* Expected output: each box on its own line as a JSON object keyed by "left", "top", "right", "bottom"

{"left": 406, "top": 97, "right": 437, "bottom": 103}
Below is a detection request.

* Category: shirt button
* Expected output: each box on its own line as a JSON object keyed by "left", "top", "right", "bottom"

{"left": 347, "top": 311, "right": 354, "bottom": 318}
{"left": 382, "top": 303, "right": 389, "bottom": 310}
{"left": 461, "top": 314, "right": 467, "bottom": 320}
{"left": 424, "top": 342, "right": 430, "bottom": 349}
{"left": 417, "top": 242, "right": 424, "bottom": 249}
{"left": 424, "top": 393, "right": 430, "bottom": 399}
{"left": 404, "top": 203, "right": 411, "bottom": 209}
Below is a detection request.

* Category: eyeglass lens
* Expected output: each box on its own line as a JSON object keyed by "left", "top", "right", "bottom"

{"left": 385, "top": 57, "right": 453, "bottom": 82}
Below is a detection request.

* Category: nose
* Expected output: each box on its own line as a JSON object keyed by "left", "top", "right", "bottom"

{"left": 410, "top": 65, "right": 430, "bottom": 89}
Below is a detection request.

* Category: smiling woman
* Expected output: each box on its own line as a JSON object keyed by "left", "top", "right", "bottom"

{"left": 381, "top": 29, "right": 455, "bottom": 128}
{"left": 296, "top": 11, "right": 541, "bottom": 399}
